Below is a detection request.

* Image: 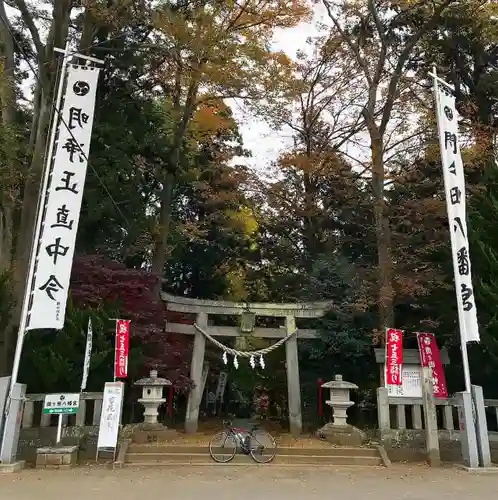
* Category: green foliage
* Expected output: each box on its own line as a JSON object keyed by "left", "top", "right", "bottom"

{"left": 18, "top": 300, "right": 144, "bottom": 393}
{"left": 299, "top": 254, "right": 377, "bottom": 394}
{"left": 468, "top": 160, "right": 498, "bottom": 391}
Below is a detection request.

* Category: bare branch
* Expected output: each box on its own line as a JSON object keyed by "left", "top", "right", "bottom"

{"left": 12, "top": 0, "right": 43, "bottom": 63}
{"left": 379, "top": 0, "right": 456, "bottom": 135}
{"left": 322, "top": 0, "right": 372, "bottom": 86}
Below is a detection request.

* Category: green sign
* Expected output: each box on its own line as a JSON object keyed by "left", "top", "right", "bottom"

{"left": 43, "top": 407, "right": 78, "bottom": 415}
{"left": 43, "top": 393, "right": 80, "bottom": 415}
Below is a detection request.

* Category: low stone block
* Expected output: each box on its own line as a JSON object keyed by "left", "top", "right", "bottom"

{"left": 132, "top": 426, "right": 179, "bottom": 444}
{"left": 36, "top": 446, "right": 79, "bottom": 469}
{"left": 317, "top": 423, "right": 366, "bottom": 446}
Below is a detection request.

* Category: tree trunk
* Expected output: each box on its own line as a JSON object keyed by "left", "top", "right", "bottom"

{"left": 0, "top": 0, "right": 16, "bottom": 274}
{"left": 13, "top": 0, "right": 72, "bottom": 297}
{"left": 371, "top": 135, "right": 394, "bottom": 335}
{"left": 0, "top": 0, "right": 18, "bottom": 375}
{"left": 303, "top": 171, "right": 318, "bottom": 270}
{"left": 150, "top": 76, "right": 199, "bottom": 278}
{"left": 0, "top": 2, "right": 72, "bottom": 375}
{"left": 151, "top": 176, "right": 174, "bottom": 277}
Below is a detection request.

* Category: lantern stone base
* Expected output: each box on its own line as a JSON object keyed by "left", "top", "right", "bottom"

{"left": 317, "top": 423, "right": 366, "bottom": 447}
{"left": 36, "top": 445, "right": 79, "bottom": 469}
{"left": 131, "top": 423, "right": 179, "bottom": 444}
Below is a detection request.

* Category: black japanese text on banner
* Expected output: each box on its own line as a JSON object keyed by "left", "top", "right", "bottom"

{"left": 27, "top": 65, "right": 100, "bottom": 330}
{"left": 434, "top": 82, "right": 479, "bottom": 342}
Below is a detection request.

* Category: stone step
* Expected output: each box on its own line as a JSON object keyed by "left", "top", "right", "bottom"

{"left": 126, "top": 444, "right": 380, "bottom": 458}
{"left": 124, "top": 452, "right": 383, "bottom": 467}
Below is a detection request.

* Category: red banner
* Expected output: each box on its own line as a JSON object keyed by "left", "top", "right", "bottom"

{"left": 114, "top": 319, "right": 130, "bottom": 379}
{"left": 416, "top": 332, "right": 448, "bottom": 398}
{"left": 385, "top": 328, "right": 403, "bottom": 385}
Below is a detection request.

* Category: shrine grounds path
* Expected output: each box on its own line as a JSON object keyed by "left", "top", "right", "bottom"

{"left": 0, "top": 465, "right": 498, "bottom": 500}
{"left": 2, "top": 465, "right": 498, "bottom": 500}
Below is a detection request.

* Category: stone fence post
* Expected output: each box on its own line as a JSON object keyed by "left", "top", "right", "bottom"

{"left": 377, "top": 387, "right": 390, "bottom": 441}
{"left": 422, "top": 366, "right": 441, "bottom": 467}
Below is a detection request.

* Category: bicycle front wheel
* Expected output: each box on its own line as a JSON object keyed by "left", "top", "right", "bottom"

{"left": 249, "top": 430, "right": 277, "bottom": 464}
{"left": 209, "top": 431, "right": 237, "bottom": 463}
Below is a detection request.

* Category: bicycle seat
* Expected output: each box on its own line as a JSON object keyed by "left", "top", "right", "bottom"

{"left": 223, "top": 420, "right": 233, "bottom": 427}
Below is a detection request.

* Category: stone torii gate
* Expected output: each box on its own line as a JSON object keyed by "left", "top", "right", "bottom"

{"left": 161, "top": 293, "right": 330, "bottom": 436}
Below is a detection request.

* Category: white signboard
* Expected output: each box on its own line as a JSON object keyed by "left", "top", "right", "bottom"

{"left": 387, "top": 365, "right": 422, "bottom": 398}
{"left": 43, "top": 393, "right": 80, "bottom": 414}
{"left": 97, "top": 382, "right": 124, "bottom": 450}
{"left": 215, "top": 371, "right": 228, "bottom": 402}
{"left": 81, "top": 318, "right": 93, "bottom": 391}
{"left": 27, "top": 64, "right": 101, "bottom": 330}
{"left": 434, "top": 79, "right": 480, "bottom": 342}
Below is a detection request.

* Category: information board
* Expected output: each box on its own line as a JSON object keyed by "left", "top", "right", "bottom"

{"left": 387, "top": 365, "right": 422, "bottom": 398}
{"left": 43, "top": 393, "right": 80, "bottom": 414}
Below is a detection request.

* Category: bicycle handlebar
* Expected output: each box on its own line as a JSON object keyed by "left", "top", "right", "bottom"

{"left": 223, "top": 420, "right": 261, "bottom": 431}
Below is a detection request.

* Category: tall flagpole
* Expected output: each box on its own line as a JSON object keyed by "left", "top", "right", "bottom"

{"left": 0, "top": 41, "right": 71, "bottom": 462}
{"left": 7, "top": 41, "right": 71, "bottom": 398}
{"left": 1, "top": 43, "right": 104, "bottom": 464}
{"left": 431, "top": 66, "right": 472, "bottom": 394}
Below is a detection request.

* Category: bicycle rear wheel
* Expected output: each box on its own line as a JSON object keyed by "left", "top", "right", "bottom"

{"left": 249, "top": 430, "right": 277, "bottom": 464}
{"left": 209, "top": 431, "right": 237, "bottom": 463}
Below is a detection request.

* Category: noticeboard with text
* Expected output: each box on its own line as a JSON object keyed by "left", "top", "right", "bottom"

{"left": 43, "top": 393, "right": 80, "bottom": 414}
{"left": 387, "top": 365, "right": 422, "bottom": 398}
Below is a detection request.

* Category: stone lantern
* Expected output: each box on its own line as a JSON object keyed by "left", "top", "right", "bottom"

{"left": 317, "top": 374, "right": 366, "bottom": 446}
{"left": 134, "top": 370, "right": 171, "bottom": 426}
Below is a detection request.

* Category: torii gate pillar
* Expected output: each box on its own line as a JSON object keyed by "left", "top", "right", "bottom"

{"left": 285, "top": 315, "right": 302, "bottom": 437}
{"left": 185, "top": 312, "right": 207, "bottom": 434}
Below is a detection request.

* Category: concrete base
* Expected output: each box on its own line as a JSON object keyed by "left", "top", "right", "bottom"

{"left": 113, "top": 439, "right": 131, "bottom": 469}
{"left": 458, "top": 465, "right": 498, "bottom": 474}
{"left": 0, "top": 461, "right": 25, "bottom": 473}
{"left": 36, "top": 445, "right": 79, "bottom": 469}
{"left": 317, "top": 423, "right": 366, "bottom": 446}
{"left": 132, "top": 424, "right": 179, "bottom": 444}
{"left": 428, "top": 446, "right": 442, "bottom": 467}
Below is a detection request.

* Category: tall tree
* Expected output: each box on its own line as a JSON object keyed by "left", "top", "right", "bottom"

{"left": 416, "top": 0, "right": 498, "bottom": 154}
{"left": 0, "top": 0, "right": 154, "bottom": 374}
{"left": 147, "top": 0, "right": 310, "bottom": 276}
{"left": 0, "top": 0, "right": 75, "bottom": 374}
{"left": 322, "top": 0, "right": 456, "bottom": 334}
{"left": 165, "top": 100, "right": 258, "bottom": 300}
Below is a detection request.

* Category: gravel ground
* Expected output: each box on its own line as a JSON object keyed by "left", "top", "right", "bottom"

{"left": 1, "top": 465, "right": 498, "bottom": 500}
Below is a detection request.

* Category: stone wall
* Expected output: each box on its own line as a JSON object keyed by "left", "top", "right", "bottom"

{"left": 379, "top": 428, "right": 498, "bottom": 463}
{"left": 18, "top": 426, "right": 99, "bottom": 464}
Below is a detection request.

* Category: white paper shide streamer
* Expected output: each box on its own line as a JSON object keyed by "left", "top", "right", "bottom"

{"left": 434, "top": 80, "right": 480, "bottom": 342}
{"left": 27, "top": 65, "right": 100, "bottom": 330}
{"left": 220, "top": 349, "right": 266, "bottom": 369}
{"left": 81, "top": 318, "right": 93, "bottom": 391}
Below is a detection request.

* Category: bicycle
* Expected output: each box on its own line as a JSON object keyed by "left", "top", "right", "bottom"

{"left": 209, "top": 420, "right": 277, "bottom": 464}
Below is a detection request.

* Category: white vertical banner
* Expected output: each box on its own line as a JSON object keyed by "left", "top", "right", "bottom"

{"left": 96, "top": 382, "right": 124, "bottom": 451}
{"left": 215, "top": 371, "right": 228, "bottom": 402}
{"left": 27, "top": 65, "right": 100, "bottom": 330}
{"left": 434, "top": 77, "right": 480, "bottom": 342}
{"left": 81, "top": 318, "right": 93, "bottom": 391}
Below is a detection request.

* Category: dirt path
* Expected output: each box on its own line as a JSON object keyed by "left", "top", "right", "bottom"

{"left": 1, "top": 465, "right": 498, "bottom": 500}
